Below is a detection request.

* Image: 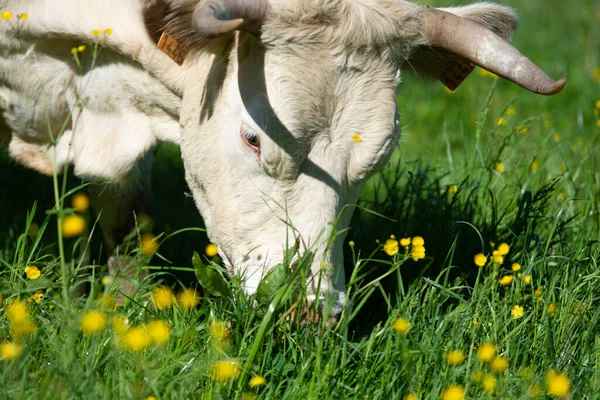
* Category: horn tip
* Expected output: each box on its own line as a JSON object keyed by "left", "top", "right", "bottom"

{"left": 540, "top": 78, "right": 566, "bottom": 95}
{"left": 551, "top": 78, "right": 567, "bottom": 94}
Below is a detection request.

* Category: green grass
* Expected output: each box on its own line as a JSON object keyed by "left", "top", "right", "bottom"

{"left": 1, "top": 0, "right": 600, "bottom": 398}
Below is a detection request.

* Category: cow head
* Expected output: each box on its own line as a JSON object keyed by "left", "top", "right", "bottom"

{"left": 171, "top": 0, "right": 564, "bottom": 315}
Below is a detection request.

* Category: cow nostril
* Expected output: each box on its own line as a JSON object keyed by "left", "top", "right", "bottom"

{"left": 256, "top": 254, "right": 262, "bottom": 261}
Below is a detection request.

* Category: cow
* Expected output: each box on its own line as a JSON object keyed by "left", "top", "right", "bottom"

{"left": 0, "top": 0, "right": 564, "bottom": 316}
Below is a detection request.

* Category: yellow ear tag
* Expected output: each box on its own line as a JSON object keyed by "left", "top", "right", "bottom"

{"left": 157, "top": 31, "right": 189, "bottom": 66}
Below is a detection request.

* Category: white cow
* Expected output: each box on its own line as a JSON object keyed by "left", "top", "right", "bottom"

{"left": 0, "top": 0, "right": 564, "bottom": 315}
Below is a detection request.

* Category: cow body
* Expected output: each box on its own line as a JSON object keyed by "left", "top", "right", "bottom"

{"left": 0, "top": 0, "right": 563, "bottom": 315}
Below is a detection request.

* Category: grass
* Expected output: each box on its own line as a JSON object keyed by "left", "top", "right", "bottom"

{"left": 1, "top": 0, "right": 600, "bottom": 398}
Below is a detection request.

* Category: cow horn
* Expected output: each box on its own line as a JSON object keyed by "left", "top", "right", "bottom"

{"left": 421, "top": 7, "right": 565, "bottom": 95}
{"left": 192, "top": 0, "right": 268, "bottom": 38}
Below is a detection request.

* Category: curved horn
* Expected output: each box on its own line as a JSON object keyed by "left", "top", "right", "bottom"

{"left": 192, "top": 0, "right": 268, "bottom": 38}
{"left": 421, "top": 7, "right": 565, "bottom": 95}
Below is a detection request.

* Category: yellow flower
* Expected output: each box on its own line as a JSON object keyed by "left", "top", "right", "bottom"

{"left": 249, "top": 376, "right": 267, "bottom": 387}
{"left": 205, "top": 243, "right": 218, "bottom": 257}
{"left": 71, "top": 192, "right": 90, "bottom": 213}
{"left": 478, "top": 69, "right": 497, "bottom": 78}
{"left": 0, "top": 342, "right": 22, "bottom": 361}
{"left": 517, "top": 126, "right": 529, "bottom": 134}
{"left": 445, "top": 350, "right": 465, "bottom": 365}
{"left": 506, "top": 107, "right": 516, "bottom": 116}
{"left": 392, "top": 318, "right": 411, "bottom": 334}
{"left": 6, "top": 299, "right": 28, "bottom": 323}
{"left": 403, "top": 394, "right": 417, "bottom": 400}
{"left": 441, "top": 385, "right": 465, "bottom": 400}
{"left": 481, "top": 374, "right": 496, "bottom": 393}
{"left": 80, "top": 310, "right": 108, "bottom": 334}
{"left": 474, "top": 253, "right": 487, "bottom": 267}
{"left": 122, "top": 326, "right": 150, "bottom": 351}
{"left": 471, "top": 371, "right": 483, "bottom": 383}
{"left": 520, "top": 367, "right": 535, "bottom": 381}
{"left": 477, "top": 343, "right": 496, "bottom": 362}
{"left": 534, "top": 287, "right": 543, "bottom": 301}
{"left": 147, "top": 320, "right": 171, "bottom": 345}
{"left": 152, "top": 286, "right": 174, "bottom": 310}
{"left": 6, "top": 300, "right": 36, "bottom": 338}
{"left": 177, "top": 288, "right": 200, "bottom": 310}
{"left": 11, "top": 318, "right": 37, "bottom": 338}
{"left": 145, "top": 397, "right": 157, "bottom": 400}
{"left": 61, "top": 214, "right": 86, "bottom": 238}
{"left": 544, "top": 120, "right": 551, "bottom": 128}
{"left": 554, "top": 133, "right": 561, "bottom": 143}
{"left": 494, "top": 161, "right": 504, "bottom": 173}
{"left": 28, "top": 291, "right": 44, "bottom": 304}
{"left": 597, "top": 119, "right": 600, "bottom": 127}
{"left": 1, "top": 10, "right": 12, "bottom": 20}
{"left": 212, "top": 359, "right": 240, "bottom": 382}
{"left": 104, "top": 28, "right": 113, "bottom": 35}
{"left": 352, "top": 133, "right": 363, "bottom": 142}
{"left": 592, "top": 67, "right": 600, "bottom": 83}
{"left": 96, "top": 294, "right": 117, "bottom": 311}
{"left": 511, "top": 304, "right": 524, "bottom": 319}
{"left": 411, "top": 245, "right": 426, "bottom": 261}
{"left": 28, "top": 222, "right": 39, "bottom": 237}
{"left": 492, "top": 250, "right": 504, "bottom": 265}
{"left": 547, "top": 303, "right": 557, "bottom": 317}
{"left": 24, "top": 265, "right": 41, "bottom": 280}
{"left": 383, "top": 238, "right": 399, "bottom": 256}
{"left": 523, "top": 275, "right": 532, "bottom": 285}
{"left": 497, "top": 243, "right": 509, "bottom": 255}
{"left": 497, "top": 117, "right": 505, "bottom": 127}
{"left": 558, "top": 192, "right": 567, "bottom": 201}
{"left": 596, "top": 100, "right": 600, "bottom": 109}
{"left": 499, "top": 275, "right": 513, "bottom": 285}
{"left": 141, "top": 233, "right": 159, "bottom": 256}
{"left": 18, "top": 13, "right": 27, "bottom": 20}
{"left": 411, "top": 236, "right": 425, "bottom": 247}
{"left": 399, "top": 237, "right": 411, "bottom": 247}
{"left": 101, "top": 275, "right": 113, "bottom": 286}
{"left": 546, "top": 370, "right": 570, "bottom": 397}
{"left": 527, "top": 384, "right": 542, "bottom": 398}
{"left": 511, "top": 263, "right": 521, "bottom": 271}
{"left": 208, "top": 320, "right": 229, "bottom": 342}
{"left": 92, "top": 29, "right": 102, "bottom": 36}
{"left": 448, "top": 185, "right": 458, "bottom": 194}
{"left": 111, "top": 315, "right": 129, "bottom": 335}
{"left": 490, "top": 356, "right": 509, "bottom": 373}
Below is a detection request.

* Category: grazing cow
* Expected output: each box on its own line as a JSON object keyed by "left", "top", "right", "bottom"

{"left": 0, "top": 0, "right": 564, "bottom": 315}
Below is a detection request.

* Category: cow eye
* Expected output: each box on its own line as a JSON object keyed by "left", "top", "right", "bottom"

{"left": 241, "top": 124, "right": 260, "bottom": 151}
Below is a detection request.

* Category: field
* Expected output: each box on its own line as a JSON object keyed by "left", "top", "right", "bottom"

{"left": 1, "top": 0, "right": 599, "bottom": 398}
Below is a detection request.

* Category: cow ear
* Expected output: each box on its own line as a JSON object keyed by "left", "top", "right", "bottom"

{"left": 404, "top": 3, "right": 518, "bottom": 91}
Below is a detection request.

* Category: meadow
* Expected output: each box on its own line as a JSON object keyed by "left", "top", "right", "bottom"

{"left": 1, "top": 0, "right": 599, "bottom": 398}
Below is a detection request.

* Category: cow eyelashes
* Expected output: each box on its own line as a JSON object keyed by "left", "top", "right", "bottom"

{"left": 240, "top": 124, "right": 261, "bottom": 152}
